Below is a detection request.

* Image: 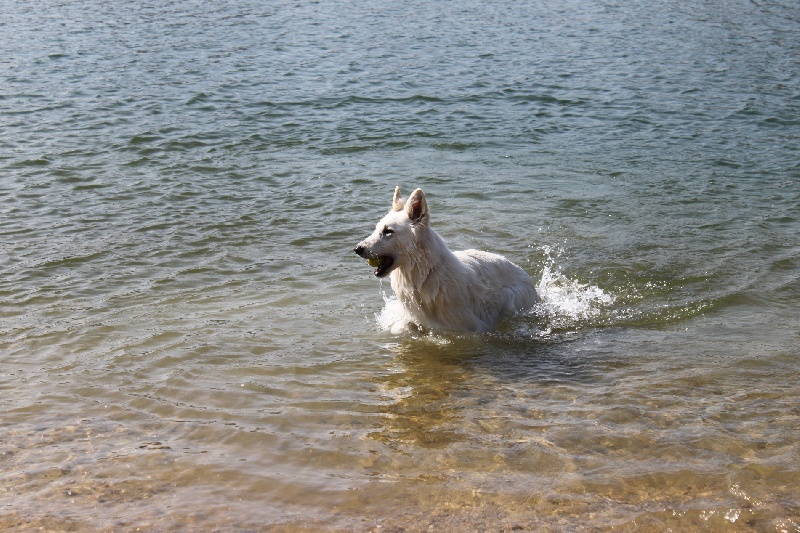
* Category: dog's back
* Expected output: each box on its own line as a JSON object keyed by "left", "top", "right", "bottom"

{"left": 455, "top": 249, "right": 539, "bottom": 322}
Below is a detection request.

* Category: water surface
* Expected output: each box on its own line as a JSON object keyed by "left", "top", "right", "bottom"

{"left": 1, "top": 0, "right": 799, "bottom": 530}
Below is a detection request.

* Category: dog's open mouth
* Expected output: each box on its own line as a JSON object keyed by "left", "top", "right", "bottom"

{"left": 367, "top": 256, "right": 394, "bottom": 278}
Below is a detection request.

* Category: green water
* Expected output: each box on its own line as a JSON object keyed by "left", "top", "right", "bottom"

{"left": 1, "top": 0, "right": 799, "bottom": 530}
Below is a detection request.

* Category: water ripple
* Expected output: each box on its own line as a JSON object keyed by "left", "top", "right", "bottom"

{"left": 2, "top": 0, "right": 800, "bottom": 530}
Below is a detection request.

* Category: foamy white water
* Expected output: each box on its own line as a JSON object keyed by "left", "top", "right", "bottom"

{"left": 532, "top": 244, "right": 616, "bottom": 333}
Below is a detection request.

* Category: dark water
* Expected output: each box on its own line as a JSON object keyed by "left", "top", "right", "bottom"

{"left": 2, "top": 0, "right": 799, "bottom": 530}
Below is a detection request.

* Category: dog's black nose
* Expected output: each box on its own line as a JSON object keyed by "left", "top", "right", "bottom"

{"left": 354, "top": 246, "right": 365, "bottom": 257}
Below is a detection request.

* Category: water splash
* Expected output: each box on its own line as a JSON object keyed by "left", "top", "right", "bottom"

{"left": 375, "top": 282, "right": 408, "bottom": 332}
{"left": 526, "top": 245, "right": 615, "bottom": 337}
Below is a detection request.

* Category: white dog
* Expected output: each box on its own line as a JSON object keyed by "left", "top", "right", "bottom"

{"left": 354, "top": 187, "right": 539, "bottom": 333}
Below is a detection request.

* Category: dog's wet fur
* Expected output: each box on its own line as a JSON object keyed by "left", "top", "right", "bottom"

{"left": 355, "top": 187, "right": 539, "bottom": 333}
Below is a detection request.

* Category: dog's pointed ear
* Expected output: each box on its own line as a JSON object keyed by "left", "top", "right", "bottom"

{"left": 392, "top": 186, "right": 405, "bottom": 211}
{"left": 405, "top": 188, "right": 428, "bottom": 225}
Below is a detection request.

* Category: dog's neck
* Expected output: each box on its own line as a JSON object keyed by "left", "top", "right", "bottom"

{"left": 390, "top": 226, "right": 462, "bottom": 306}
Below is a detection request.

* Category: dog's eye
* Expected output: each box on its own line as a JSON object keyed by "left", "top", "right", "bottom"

{"left": 381, "top": 226, "right": 394, "bottom": 237}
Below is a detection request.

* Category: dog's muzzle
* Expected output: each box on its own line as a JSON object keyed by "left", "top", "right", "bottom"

{"left": 354, "top": 245, "right": 394, "bottom": 278}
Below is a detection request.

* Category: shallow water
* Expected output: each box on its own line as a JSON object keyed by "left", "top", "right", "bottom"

{"left": 2, "top": 0, "right": 799, "bottom": 530}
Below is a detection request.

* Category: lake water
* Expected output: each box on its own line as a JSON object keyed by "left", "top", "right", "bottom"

{"left": 2, "top": 0, "right": 799, "bottom": 530}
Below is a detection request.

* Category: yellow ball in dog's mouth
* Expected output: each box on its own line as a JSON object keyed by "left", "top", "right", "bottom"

{"left": 367, "top": 257, "right": 383, "bottom": 268}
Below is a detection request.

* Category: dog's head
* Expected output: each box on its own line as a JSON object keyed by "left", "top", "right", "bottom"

{"left": 354, "top": 187, "right": 429, "bottom": 278}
